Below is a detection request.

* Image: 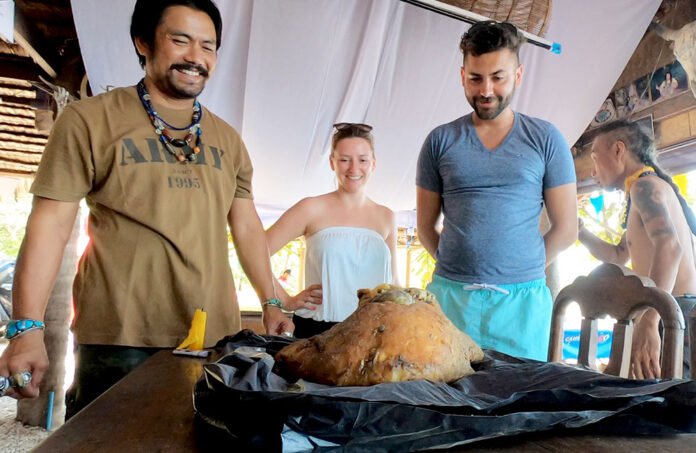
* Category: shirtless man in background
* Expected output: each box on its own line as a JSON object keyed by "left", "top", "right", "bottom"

{"left": 578, "top": 119, "right": 696, "bottom": 379}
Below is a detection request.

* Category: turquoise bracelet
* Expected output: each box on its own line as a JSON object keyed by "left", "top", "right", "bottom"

{"left": 5, "top": 319, "right": 46, "bottom": 340}
{"left": 261, "top": 299, "right": 284, "bottom": 310}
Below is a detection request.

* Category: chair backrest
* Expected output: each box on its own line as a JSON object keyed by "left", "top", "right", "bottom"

{"left": 548, "top": 263, "right": 685, "bottom": 379}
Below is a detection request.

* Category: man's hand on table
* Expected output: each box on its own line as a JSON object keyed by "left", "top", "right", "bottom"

{"left": 0, "top": 331, "right": 48, "bottom": 398}
{"left": 262, "top": 305, "right": 294, "bottom": 336}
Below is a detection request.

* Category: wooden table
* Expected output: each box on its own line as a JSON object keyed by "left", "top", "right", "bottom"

{"left": 34, "top": 351, "right": 696, "bottom": 452}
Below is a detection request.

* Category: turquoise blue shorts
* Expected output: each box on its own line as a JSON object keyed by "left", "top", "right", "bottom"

{"left": 427, "top": 274, "right": 552, "bottom": 361}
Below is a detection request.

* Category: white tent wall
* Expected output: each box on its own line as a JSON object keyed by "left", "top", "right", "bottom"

{"left": 71, "top": 0, "right": 662, "bottom": 226}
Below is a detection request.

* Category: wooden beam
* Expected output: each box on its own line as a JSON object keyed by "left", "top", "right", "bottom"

{"left": 0, "top": 123, "right": 49, "bottom": 137}
{"left": 0, "top": 85, "right": 36, "bottom": 99}
{"left": 0, "top": 159, "right": 38, "bottom": 173}
{"left": 0, "top": 113, "right": 34, "bottom": 126}
{"left": 0, "top": 169, "right": 33, "bottom": 178}
{"left": 0, "top": 104, "right": 35, "bottom": 118}
{"left": 0, "top": 140, "right": 44, "bottom": 152}
{"left": 0, "top": 132, "right": 47, "bottom": 145}
{"left": 13, "top": 30, "right": 57, "bottom": 79}
{"left": 11, "top": 1, "right": 85, "bottom": 95}
{"left": 0, "top": 54, "right": 43, "bottom": 82}
{"left": 0, "top": 76, "right": 33, "bottom": 88}
{"left": 0, "top": 40, "right": 30, "bottom": 57}
{"left": 0, "top": 149, "right": 43, "bottom": 164}
{"left": 13, "top": 1, "right": 74, "bottom": 23}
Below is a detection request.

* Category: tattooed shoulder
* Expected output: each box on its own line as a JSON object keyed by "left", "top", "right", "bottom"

{"left": 632, "top": 178, "right": 668, "bottom": 223}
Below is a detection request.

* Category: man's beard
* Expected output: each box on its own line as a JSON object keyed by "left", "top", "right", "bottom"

{"left": 161, "top": 63, "right": 210, "bottom": 99}
{"left": 469, "top": 86, "right": 515, "bottom": 120}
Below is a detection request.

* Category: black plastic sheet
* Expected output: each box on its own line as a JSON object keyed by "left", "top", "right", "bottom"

{"left": 193, "top": 330, "right": 696, "bottom": 452}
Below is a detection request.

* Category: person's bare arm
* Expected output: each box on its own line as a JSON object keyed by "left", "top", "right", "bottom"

{"left": 265, "top": 199, "right": 312, "bottom": 256}
{"left": 542, "top": 183, "right": 578, "bottom": 266}
{"left": 578, "top": 225, "right": 630, "bottom": 265}
{"left": 265, "top": 199, "right": 322, "bottom": 311}
{"left": 633, "top": 178, "right": 682, "bottom": 291}
{"left": 416, "top": 187, "right": 442, "bottom": 259}
{"left": 630, "top": 178, "right": 683, "bottom": 379}
{"left": 0, "top": 196, "right": 79, "bottom": 398}
{"left": 228, "top": 198, "right": 293, "bottom": 335}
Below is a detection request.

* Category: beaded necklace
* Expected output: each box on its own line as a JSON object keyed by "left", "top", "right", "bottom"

{"left": 620, "top": 166, "right": 656, "bottom": 229}
{"left": 136, "top": 79, "right": 202, "bottom": 162}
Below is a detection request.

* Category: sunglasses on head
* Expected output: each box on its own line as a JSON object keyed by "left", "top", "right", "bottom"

{"left": 333, "top": 122, "right": 373, "bottom": 134}
{"left": 467, "top": 20, "right": 518, "bottom": 35}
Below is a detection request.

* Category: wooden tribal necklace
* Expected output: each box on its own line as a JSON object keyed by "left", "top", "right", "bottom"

{"left": 137, "top": 79, "right": 202, "bottom": 162}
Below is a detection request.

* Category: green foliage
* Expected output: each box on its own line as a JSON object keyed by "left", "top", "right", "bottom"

{"left": 579, "top": 193, "right": 624, "bottom": 246}
{"left": 412, "top": 247, "right": 436, "bottom": 289}
{"left": 227, "top": 232, "right": 303, "bottom": 293}
{"left": 0, "top": 194, "right": 32, "bottom": 259}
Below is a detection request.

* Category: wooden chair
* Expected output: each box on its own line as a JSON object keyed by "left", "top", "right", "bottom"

{"left": 548, "top": 263, "right": 685, "bottom": 379}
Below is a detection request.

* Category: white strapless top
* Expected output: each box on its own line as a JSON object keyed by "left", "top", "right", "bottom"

{"left": 295, "top": 226, "right": 392, "bottom": 322}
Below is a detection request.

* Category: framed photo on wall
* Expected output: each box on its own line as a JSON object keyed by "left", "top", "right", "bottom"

{"left": 650, "top": 60, "right": 688, "bottom": 102}
{"left": 590, "top": 76, "right": 652, "bottom": 129}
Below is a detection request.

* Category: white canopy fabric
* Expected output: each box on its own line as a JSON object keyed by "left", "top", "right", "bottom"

{"left": 71, "top": 0, "right": 661, "bottom": 226}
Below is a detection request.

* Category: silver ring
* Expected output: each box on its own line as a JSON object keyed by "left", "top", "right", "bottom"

{"left": 0, "top": 376, "right": 9, "bottom": 396}
{"left": 9, "top": 371, "right": 31, "bottom": 389}
{"left": 282, "top": 331, "right": 294, "bottom": 338}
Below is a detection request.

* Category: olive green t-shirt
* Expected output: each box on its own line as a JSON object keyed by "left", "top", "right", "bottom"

{"left": 31, "top": 86, "right": 252, "bottom": 347}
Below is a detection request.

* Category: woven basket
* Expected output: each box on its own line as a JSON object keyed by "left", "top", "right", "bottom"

{"left": 438, "top": 0, "right": 552, "bottom": 37}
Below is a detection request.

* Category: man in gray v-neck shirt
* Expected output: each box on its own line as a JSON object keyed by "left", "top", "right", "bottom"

{"left": 416, "top": 21, "right": 577, "bottom": 360}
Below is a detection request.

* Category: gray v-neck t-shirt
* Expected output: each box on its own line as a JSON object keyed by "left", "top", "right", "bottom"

{"left": 416, "top": 112, "right": 575, "bottom": 284}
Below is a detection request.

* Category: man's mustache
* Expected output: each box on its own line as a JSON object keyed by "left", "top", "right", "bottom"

{"left": 170, "top": 63, "right": 209, "bottom": 77}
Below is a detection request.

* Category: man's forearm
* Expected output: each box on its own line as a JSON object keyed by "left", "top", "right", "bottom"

{"left": 418, "top": 228, "right": 439, "bottom": 259}
{"left": 228, "top": 200, "right": 277, "bottom": 302}
{"left": 578, "top": 225, "right": 628, "bottom": 264}
{"left": 416, "top": 188, "right": 442, "bottom": 261}
{"left": 544, "top": 223, "right": 577, "bottom": 266}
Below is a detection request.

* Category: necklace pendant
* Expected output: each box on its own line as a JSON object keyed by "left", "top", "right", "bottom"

{"left": 181, "top": 143, "right": 196, "bottom": 160}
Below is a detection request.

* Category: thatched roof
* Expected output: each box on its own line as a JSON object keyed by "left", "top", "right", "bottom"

{"left": 0, "top": 78, "right": 48, "bottom": 176}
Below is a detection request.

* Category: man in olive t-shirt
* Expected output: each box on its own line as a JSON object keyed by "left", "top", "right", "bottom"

{"left": 0, "top": 0, "right": 292, "bottom": 417}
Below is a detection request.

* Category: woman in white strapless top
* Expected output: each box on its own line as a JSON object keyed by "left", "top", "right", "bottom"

{"left": 265, "top": 123, "right": 399, "bottom": 338}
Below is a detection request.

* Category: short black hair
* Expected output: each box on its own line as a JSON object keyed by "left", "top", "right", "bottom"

{"left": 459, "top": 21, "right": 525, "bottom": 64}
{"left": 130, "top": 0, "right": 223, "bottom": 68}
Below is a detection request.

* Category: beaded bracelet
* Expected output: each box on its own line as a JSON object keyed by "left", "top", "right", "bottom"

{"left": 4, "top": 319, "right": 46, "bottom": 340}
{"left": 261, "top": 299, "right": 284, "bottom": 310}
